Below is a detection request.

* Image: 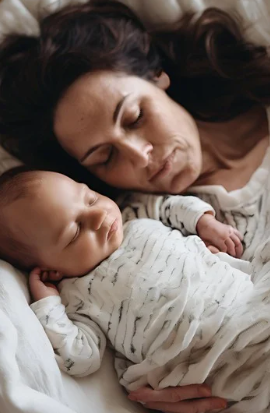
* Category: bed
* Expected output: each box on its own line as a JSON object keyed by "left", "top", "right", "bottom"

{"left": 0, "top": 1, "right": 270, "bottom": 412}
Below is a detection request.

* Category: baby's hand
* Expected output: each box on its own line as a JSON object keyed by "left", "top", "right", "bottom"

{"left": 29, "top": 267, "right": 60, "bottom": 302}
{"left": 196, "top": 213, "right": 243, "bottom": 258}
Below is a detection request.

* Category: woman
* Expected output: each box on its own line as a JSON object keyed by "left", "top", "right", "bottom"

{"left": 0, "top": 1, "right": 270, "bottom": 412}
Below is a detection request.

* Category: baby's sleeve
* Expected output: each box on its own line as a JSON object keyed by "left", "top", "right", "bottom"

{"left": 31, "top": 295, "right": 106, "bottom": 377}
{"left": 158, "top": 194, "right": 215, "bottom": 234}
{"left": 120, "top": 192, "right": 214, "bottom": 234}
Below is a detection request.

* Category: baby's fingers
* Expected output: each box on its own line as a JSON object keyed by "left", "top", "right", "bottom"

{"left": 230, "top": 233, "right": 243, "bottom": 258}
{"left": 207, "top": 245, "right": 220, "bottom": 254}
{"left": 225, "top": 237, "right": 236, "bottom": 257}
{"left": 44, "top": 282, "right": 58, "bottom": 291}
{"left": 29, "top": 267, "right": 42, "bottom": 285}
{"left": 41, "top": 271, "right": 49, "bottom": 282}
{"left": 48, "top": 270, "right": 63, "bottom": 281}
{"left": 233, "top": 228, "right": 243, "bottom": 241}
{"left": 29, "top": 267, "right": 49, "bottom": 301}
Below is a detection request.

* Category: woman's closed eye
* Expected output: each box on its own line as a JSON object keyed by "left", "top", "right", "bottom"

{"left": 85, "top": 108, "right": 144, "bottom": 168}
{"left": 101, "top": 109, "right": 144, "bottom": 166}
{"left": 128, "top": 108, "right": 144, "bottom": 129}
{"left": 103, "top": 146, "right": 114, "bottom": 166}
{"left": 87, "top": 145, "right": 114, "bottom": 167}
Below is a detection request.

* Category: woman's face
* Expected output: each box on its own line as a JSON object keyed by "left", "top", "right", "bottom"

{"left": 54, "top": 71, "right": 202, "bottom": 194}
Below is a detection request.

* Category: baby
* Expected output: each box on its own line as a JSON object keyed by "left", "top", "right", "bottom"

{"left": 0, "top": 168, "right": 242, "bottom": 274}
{"left": 1, "top": 168, "right": 256, "bottom": 401}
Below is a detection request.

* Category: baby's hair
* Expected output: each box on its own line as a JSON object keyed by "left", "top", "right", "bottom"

{"left": 0, "top": 167, "right": 43, "bottom": 270}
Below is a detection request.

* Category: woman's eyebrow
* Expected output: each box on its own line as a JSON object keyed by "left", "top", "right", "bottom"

{"left": 81, "top": 94, "right": 130, "bottom": 163}
{"left": 113, "top": 94, "right": 130, "bottom": 123}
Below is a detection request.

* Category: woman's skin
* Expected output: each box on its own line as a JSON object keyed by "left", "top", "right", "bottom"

{"left": 128, "top": 385, "right": 227, "bottom": 412}
{"left": 53, "top": 70, "right": 269, "bottom": 413}
{"left": 54, "top": 71, "right": 269, "bottom": 195}
{"left": 54, "top": 71, "right": 202, "bottom": 194}
{"left": 195, "top": 106, "right": 269, "bottom": 191}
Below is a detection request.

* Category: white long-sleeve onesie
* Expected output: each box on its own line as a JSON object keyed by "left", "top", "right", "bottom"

{"left": 31, "top": 194, "right": 215, "bottom": 373}
{"left": 32, "top": 193, "right": 268, "bottom": 412}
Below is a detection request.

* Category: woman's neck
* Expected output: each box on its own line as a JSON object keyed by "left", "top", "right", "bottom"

{"left": 194, "top": 106, "right": 269, "bottom": 190}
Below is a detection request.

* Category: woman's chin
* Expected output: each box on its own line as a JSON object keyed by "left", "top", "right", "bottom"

{"left": 169, "top": 166, "right": 201, "bottom": 194}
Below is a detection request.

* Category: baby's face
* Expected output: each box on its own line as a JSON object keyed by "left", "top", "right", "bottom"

{"left": 5, "top": 172, "right": 123, "bottom": 276}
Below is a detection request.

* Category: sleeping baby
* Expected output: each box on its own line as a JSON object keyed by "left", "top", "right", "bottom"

{"left": 1, "top": 168, "right": 267, "bottom": 410}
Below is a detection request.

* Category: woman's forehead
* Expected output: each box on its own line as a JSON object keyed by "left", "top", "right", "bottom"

{"left": 60, "top": 71, "right": 140, "bottom": 107}
{"left": 54, "top": 72, "right": 150, "bottom": 156}
{"left": 54, "top": 72, "right": 130, "bottom": 136}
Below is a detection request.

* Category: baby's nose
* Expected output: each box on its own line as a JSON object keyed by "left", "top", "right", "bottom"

{"left": 86, "top": 207, "right": 107, "bottom": 231}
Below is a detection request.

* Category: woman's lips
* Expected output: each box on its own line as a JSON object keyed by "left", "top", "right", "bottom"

{"left": 149, "top": 150, "right": 175, "bottom": 182}
{"left": 107, "top": 218, "right": 118, "bottom": 240}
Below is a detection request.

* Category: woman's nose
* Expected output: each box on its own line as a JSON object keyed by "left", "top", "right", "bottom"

{"left": 118, "top": 138, "right": 153, "bottom": 167}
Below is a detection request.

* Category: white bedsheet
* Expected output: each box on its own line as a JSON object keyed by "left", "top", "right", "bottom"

{"left": 0, "top": 1, "right": 270, "bottom": 413}
{"left": 0, "top": 259, "right": 145, "bottom": 413}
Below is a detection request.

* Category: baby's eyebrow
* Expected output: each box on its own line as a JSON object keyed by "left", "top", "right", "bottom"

{"left": 56, "top": 185, "right": 85, "bottom": 246}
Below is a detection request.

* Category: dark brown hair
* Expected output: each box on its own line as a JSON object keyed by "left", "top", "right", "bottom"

{"left": 155, "top": 9, "right": 270, "bottom": 121}
{"left": 0, "top": 167, "right": 42, "bottom": 269}
{"left": 0, "top": 0, "right": 269, "bottom": 190}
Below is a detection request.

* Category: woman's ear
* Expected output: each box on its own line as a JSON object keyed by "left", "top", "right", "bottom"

{"left": 154, "top": 71, "right": 170, "bottom": 90}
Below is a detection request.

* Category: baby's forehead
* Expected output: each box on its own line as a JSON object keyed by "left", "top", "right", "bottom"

{"left": 3, "top": 190, "right": 61, "bottom": 245}
{"left": 0, "top": 172, "right": 40, "bottom": 207}
{"left": 0, "top": 171, "right": 70, "bottom": 264}
{"left": 22, "top": 172, "right": 70, "bottom": 201}
{"left": 0, "top": 175, "right": 52, "bottom": 228}
{"left": 1, "top": 172, "right": 79, "bottom": 230}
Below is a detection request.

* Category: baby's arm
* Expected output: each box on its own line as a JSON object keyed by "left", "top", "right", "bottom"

{"left": 29, "top": 269, "right": 106, "bottom": 377}
{"left": 120, "top": 192, "right": 213, "bottom": 232}
{"left": 120, "top": 193, "right": 243, "bottom": 257}
{"left": 159, "top": 195, "right": 243, "bottom": 257}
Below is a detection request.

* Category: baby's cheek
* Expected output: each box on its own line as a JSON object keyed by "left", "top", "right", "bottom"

{"left": 109, "top": 228, "right": 123, "bottom": 254}
{"left": 75, "top": 238, "right": 102, "bottom": 274}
